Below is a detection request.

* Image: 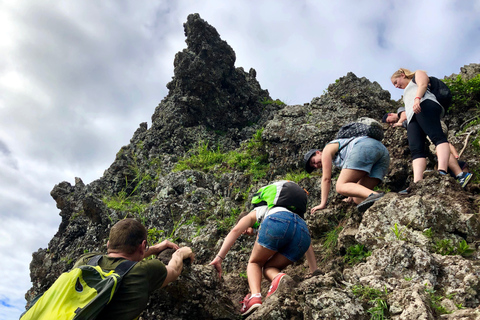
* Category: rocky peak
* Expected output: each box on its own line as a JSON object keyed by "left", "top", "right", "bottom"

{"left": 154, "top": 13, "right": 272, "bottom": 132}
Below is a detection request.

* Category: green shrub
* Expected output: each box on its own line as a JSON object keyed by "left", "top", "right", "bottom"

{"left": 456, "top": 240, "right": 475, "bottom": 257}
{"left": 422, "top": 228, "right": 433, "bottom": 238}
{"left": 433, "top": 239, "right": 474, "bottom": 257}
{"left": 444, "top": 74, "right": 480, "bottom": 113}
{"left": 344, "top": 244, "right": 372, "bottom": 265}
{"left": 260, "top": 98, "right": 286, "bottom": 106}
{"left": 434, "top": 239, "right": 455, "bottom": 255}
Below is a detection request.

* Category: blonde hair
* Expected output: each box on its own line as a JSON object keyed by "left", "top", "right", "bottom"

{"left": 391, "top": 68, "right": 416, "bottom": 80}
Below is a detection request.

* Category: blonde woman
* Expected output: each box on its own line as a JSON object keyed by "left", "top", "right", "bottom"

{"left": 390, "top": 68, "right": 472, "bottom": 191}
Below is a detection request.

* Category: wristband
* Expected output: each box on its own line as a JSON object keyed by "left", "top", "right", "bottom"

{"left": 217, "top": 255, "right": 225, "bottom": 260}
{"left": 414, "top": 97, "right": 421, "bottom": 100}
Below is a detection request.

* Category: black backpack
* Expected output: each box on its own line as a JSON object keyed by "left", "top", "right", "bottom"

{"left": 335, "top": 117, "right": 384, "bottom": 141}
{"left": 251, "top": 180, "right": 308, "bottom": 218}
{"left": 428, "top": 76, "right": 452, "bottom": 111}
{"left": 413, "top": 75, "right": 452, "bottom": 111}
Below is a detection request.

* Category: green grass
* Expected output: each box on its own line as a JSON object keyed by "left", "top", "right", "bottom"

{"left": 373, "top": 184, "right": 391, "bottom": 193}
{"left": 284, "top": 170, "right": 311, "bottom": 183}
{"left": 352, "top": 285, "right": 389, "bottom": 320}
{"left": 215, "top": 208, "right": 241, "bottom": 234}
{"left": 147, "top": 227, "right": 165, "bottom": 245}
{"left": 424, "top": 284, "right": 452, "bottom": 315}
{"left": 322, "top": 226, "right": 343, "bottom": 251}
{"left": 103, "top": 152, "right": 156, "bottom": 224}
{"left": 320, "top": 225, "right": 343, "bottom": 261}
{"left": 173, "top": 129, "right": 270, "bottom": 181}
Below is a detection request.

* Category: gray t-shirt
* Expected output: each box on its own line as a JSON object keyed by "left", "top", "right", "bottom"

{"left": 329, "top": 136, "right": 368, "bottom": 168}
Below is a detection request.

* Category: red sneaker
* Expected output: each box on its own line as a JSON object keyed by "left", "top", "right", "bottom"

{"left": 240, "top": 294, "right": 262, "bottom": 316}
{"left": 267, "top": 273, "right": 287, "bottom": 297}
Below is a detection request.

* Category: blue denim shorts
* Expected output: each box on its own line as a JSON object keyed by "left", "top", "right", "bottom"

{"left": 257, "top": 211, "right": 311, "bottom": 262}
{"left": 343, "top": 138, "right": 390, "bottom": 181}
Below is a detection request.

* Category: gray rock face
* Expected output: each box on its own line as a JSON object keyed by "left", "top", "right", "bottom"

{"left": 24, "top": 13, "right": 480, "bottom": 320}
{"left": 154, "top": 13, "right": 273, "bottom": 132}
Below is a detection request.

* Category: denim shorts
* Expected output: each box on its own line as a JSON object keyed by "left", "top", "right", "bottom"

{"left": 343, "top": 138, "right": 390, "bottom": 181}
{"left": 257, "top": 211, "right": 311, "bottom": 262}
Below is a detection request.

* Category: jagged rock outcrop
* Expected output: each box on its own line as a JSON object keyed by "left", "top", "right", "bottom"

{"left": 24, "top": 13, "right": 480, "bottom": 320}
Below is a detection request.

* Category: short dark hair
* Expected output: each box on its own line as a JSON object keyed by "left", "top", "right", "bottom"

{"left": 382, "top": 113, "right": 389, "bottom": 123}
{"left": 108, "top": 218, "right": 147, "bottom": 255}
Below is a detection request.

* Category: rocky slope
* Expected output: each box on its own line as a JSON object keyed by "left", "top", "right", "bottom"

{"left": 24, "top": 13, "right": 480, "bottom": 319}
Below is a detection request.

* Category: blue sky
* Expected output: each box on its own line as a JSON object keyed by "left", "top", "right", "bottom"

{"left": 1, "top": 1, "right": 479, "bottom": 319}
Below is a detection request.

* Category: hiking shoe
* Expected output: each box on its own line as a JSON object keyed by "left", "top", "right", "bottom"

{"left": 457, "top": 172, "right": 473, "bottom": 188}
{"left": 357, "top": 193, "right": 385, "bottom": 212}
{"left": 240, "top": 294, "right": 262, "bottom": 316}
{"left": 267, "top": 273, "right": 286, "bottom": 298}
{"left": 398, "top": 188, "right": 410, "bottom": 195}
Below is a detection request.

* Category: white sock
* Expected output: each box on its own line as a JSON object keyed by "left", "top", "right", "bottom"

{"left": 251, "top": 293, "right": 261, "bottom": 298}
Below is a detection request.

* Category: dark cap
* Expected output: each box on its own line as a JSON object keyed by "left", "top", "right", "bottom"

{"left": 304, "top": 149, "right": 320, "bottom": 173}
{"left": 381, "top": 113, "right": 389, "bottom": 123}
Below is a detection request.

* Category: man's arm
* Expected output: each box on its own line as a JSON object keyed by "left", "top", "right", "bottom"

{"left": 393, "top": 111, "right": 407, "bottom": 128}
{"left": 162, "top": 247, "right": 194, "bottom": 287}
{"left": 144, "top": 240, "right": 179, "bottom": 259}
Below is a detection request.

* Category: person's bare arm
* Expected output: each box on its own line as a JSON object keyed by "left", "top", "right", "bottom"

{"left": 311, "top": 143, "right": 337, "bottom": 213}
{"left": 393, "top": 111, "right": 407, "bottom": 127}
{"left": 162, "top": 247, "right": 194, "bottom": 287}
{"left": 209, "top": 211, "right": 257, "bottom": 278}
{"left": 413, "top": 70, "right": 429, "bottom": 114}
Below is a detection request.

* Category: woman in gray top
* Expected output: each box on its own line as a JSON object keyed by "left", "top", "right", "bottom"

{"left": 391, "top": 68, "right": 472, "bottom": 188}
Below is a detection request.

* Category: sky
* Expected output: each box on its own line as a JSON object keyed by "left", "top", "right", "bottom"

{"left": 1, "top": 0, "right": 479, "bottom": 318}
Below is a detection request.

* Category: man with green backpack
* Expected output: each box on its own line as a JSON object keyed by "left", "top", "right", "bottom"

{"left": 21, "top": 218, "right": 194, "bottom": 320}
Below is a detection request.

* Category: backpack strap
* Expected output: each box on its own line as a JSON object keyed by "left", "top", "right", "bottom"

{"left": 336, "top": 137, "right": 355, "bottom": 156}
{"left": 86, "top": 254, "right": 137, "bottom": 276}
{"left": 87, "top": 255, "right": 103, "bottom": 266}
{"left": 114, "top": 259, "right": 138, "bottom": 277}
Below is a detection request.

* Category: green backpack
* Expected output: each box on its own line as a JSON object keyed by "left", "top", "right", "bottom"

{"left": 251, "top": 180, "right": 308, "bottom": 218}
{"left": 20, "top": 255, "right": 137, "bottom": 320}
